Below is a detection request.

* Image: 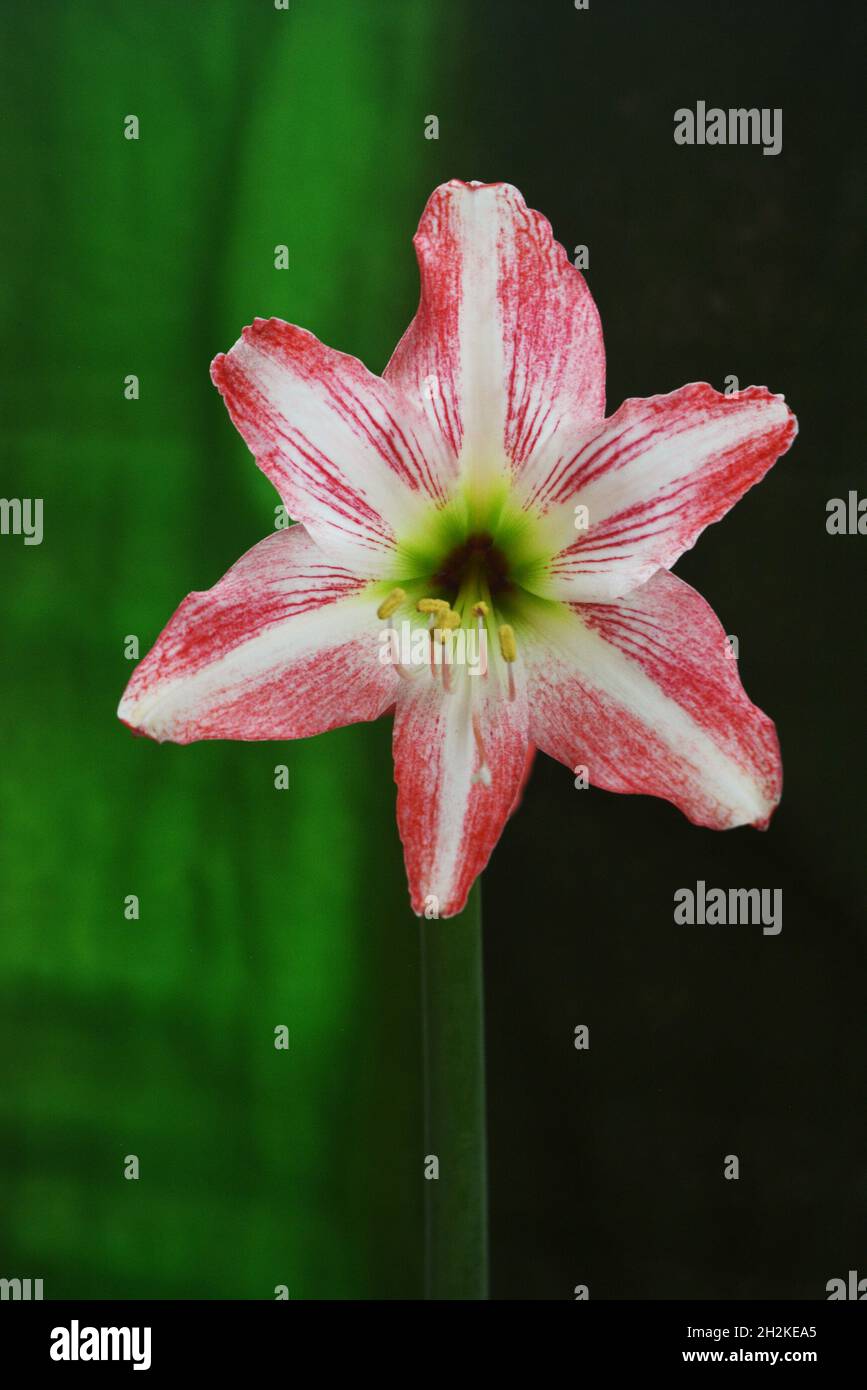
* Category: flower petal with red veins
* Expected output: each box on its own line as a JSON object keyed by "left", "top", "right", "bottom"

{"left": 384, "top": 180, "right": 605, "bottom": 491}
{"left": 393, "top": 668, "right": 530, "bottom": 918}
{"left": 524, "top": 383, "right": 797, "bottom": 602}
{"left": 524, "top": 568, "right": 781, "bottom": 829}
{"left": 211, "top": 318, "right": 456, "bottom": 576}
{"left": 118, "top": 525, "right": 397, "bottom": 744}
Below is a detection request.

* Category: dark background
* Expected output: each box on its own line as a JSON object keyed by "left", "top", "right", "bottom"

{"left": 0, "top": 0, "right": 864, "bottom": 1299}
{"left": 479, "top": 0, "right": 867, "bottom": 1298}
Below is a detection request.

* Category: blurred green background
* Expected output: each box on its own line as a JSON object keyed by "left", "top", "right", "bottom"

{"left": 0, "top": 0, "right": 452, "bottom": 1300}
{"left": 0, "top": 0, "right": 864, "bottom": 1299}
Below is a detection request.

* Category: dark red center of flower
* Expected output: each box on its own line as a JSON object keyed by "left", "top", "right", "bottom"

{"left": 432, "top": 533, "right": 511, "bottom": 597}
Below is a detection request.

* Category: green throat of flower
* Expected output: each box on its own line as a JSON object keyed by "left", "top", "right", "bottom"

{"left": 393, "top": 479, "right": 550, "bottom": 610}
{"left": 376, "top": 506, "right": 535, "bottom": 701}
{"left": 370, "top": 487, "right": 567, "bottom": 782}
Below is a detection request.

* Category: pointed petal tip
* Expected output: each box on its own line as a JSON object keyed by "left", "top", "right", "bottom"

{"left": 413, "top": 178, "right": 528, "bottom": 237}
{"left": 210, "top": 318, "right": 306, "bottom": 383}
{"left": 416, "top": 178, "right": 551, "bottom": 234}
{"left": 643, "top": 379, "right": 796, "bottom": 418}
{"left": 209, "top": 351, "right": 227, "bottom": 389}
{"left": 242, "top": 315, "right": 291, "bottom": 339}
{"left": 433, "top": 177, "right": 519, "bottom": 194}
{"left": 411, "top": 179, "right": 594, "bottom": 318}
{"left": 117, "top": 693, "right": 173, "bottom": 744}
{"left": 689, "top": 786, "right": 780, "bottom": 834}
{"left": 117, "top": 711, "right": 151, "bottom": 741}
{"left": 705, "top": 380, "right": 797, "bottom": 436}
{"left": 117, "top": 695, "right": 168, "bottom": 744}
{"left": 410, "top": 889, "right": 472, "bottom": 921}
{"left": 750, "top": 780, "right": 782, "bottom": 834}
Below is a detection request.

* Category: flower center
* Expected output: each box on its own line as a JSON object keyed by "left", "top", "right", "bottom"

{"left": 431, "top": 532, "right": 511, "bottom": 600}
{"left": 374, "top": 528, "right": 524, "bottom": 784}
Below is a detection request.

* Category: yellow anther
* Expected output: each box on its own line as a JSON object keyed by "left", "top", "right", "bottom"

{"left": 498, "top": 624, "right": 517, "bottom": 662}
{"left": 417, "top": 597, "right": 450, "bottom": 614}
{"left": 376, "top": 587, "right": 406, "bottom": 620}
{"left": 433, "top": 610, "right": 462, "bottom": 640}
{"left": 472, "top": 601, "right": 489, "bottom": 618}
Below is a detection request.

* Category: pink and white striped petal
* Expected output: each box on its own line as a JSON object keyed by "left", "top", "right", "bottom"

{"left": 523, "top": 383, "right": 797, "bottom": 602}
{"left": 393, "top": 666, "right": 530, "bottom": 918}
{"left": 384, "top": 180, "right": 605, "bottom": 491}
{"left": 118, "top": 525, "right": 397, "bottom": 744}
{"left": 524, "top": 568, "right": 781, "bottom": 829}
{"left": 211, "top": 319, "right": 456, "bottom": 576}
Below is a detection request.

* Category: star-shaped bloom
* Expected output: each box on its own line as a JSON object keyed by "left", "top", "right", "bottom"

{"left": 119, "top": 180, "right": 797, "bottom": 917}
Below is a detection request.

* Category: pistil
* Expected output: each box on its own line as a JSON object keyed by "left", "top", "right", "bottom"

{"left": 471, "top": 711, "right": 492, "bottom": 788}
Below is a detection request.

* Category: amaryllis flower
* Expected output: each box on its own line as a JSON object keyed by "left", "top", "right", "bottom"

{"left": 118, "top": 180, "right": 797, "bottom": 917}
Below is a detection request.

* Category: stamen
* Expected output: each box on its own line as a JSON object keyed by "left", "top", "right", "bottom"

{"left": 434, "top": 612, "right": 459, "bottom": 691}
{"left": 498, "top": 624, "right": 517, "bottom": 662}
{"left": 468, "top": 602, "right": 490, "bottom": 678}
{"left": 417, "top": 597, "right": 450, "bottom": 614}
{"left": 498, "top": 623, "right": 517, "bottom": 702}
{"left": 376, "top": 587, "right": 406, "bottom": 620}
{"left": 471, "top": 711, "right": 492, "bottom": 787}
{"left": 431, "top": 610, "right": 460, "bottom": 685}
{"left": 382, "top": 621, "right": 419, "bottom": 681}
{"left": 392, "top": 640, "right": 419, "bottom": 681}
{"left": 433, "top": 610, "right": 461, "bottom": 638}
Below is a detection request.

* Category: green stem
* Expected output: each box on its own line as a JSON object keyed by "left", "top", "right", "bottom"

{"left": 419, "top": 881, "right": 489, "bottom": 1300}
